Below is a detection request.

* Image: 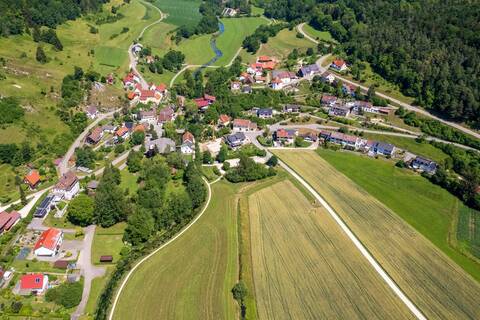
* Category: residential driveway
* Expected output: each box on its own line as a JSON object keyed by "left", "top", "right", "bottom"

{"left": 27, "top": 217, "right": 76, "bottom": 234}
{"left": 71, "top": 225, "right": 106, "bottom": 320}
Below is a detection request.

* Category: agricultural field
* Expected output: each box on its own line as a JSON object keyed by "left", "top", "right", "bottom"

{"left": 274, "top": 150, "right": 480, "bottom": 319}
{"left": 150, "top": 0, "right": 202, "bottom": 27}
{"left": 240, "top": 28, "right": 314, "bottom": 63}
{"left": 113, "top": 181, "right": 239, "bottom": 320}
{"left": 301, "top": 23, "right": 336, "bottom": 43}
{"left": 213, "top": 17, "right": 267, "bottom": 66}
{"left": 362, "top": 133, "right": 449, "bottom": 163}
{"left": 248, "top": 180, "right": 413, "bottom": 319}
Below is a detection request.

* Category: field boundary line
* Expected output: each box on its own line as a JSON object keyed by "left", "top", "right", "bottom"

{"left": 277, "top": 157, "right": 427, "bottom": 320}
{"left": 108, "top": 177, "right": 219, "bottom": 320}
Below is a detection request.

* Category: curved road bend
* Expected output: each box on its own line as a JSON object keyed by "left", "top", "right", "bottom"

{"left": 108, "top": 176, "right": 220, "bottom": 320}
{"left": 297, "top": 22, "right": 480, "bottom": 140}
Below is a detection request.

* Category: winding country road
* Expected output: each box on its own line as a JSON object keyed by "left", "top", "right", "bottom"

{"left": 108, "top": 176, "right": 219, "bottom": 320}
{"left": 297, "top": 22, "right": 480, "bottom": 140}
{"left": 128, "top": 0, "right": 166, "bottom": 89}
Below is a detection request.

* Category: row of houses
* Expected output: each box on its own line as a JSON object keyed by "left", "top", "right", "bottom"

{"left": 321, "top": 95, "right": 391, "bottom": 117}
{"left": 319, "top": 130, "right": 437, "bottom": 173}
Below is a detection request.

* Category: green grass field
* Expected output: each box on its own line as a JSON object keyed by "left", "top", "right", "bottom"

{"left": 150, "top": 0, "right": 201, "bottom": 27}
{"left": 457, "top": 205, "right": 480, "bottom": 258}
{"left": 362, "top": 133, "right": 449, "bottom": 162}
{"left": 240, "top": 28, "right": 314, "bottom": 63}
{"left": 213, "top": 17, "right": 267, "bottom": 66}
{"left": 92, "top": 223, "right": 126, "bottom": 265}
{"left": 119, "top": 170, "right": 139, "bottom": 195}
{"left": 177, "top": 34, "right": 214, "bottom": 65}
{"left": 113, "top": 181, "right": 239, "bottom": 320}
{"left": 275, "top": 150, "right": 480, "bottom": 319}
{"left": 301, "top": 24, "right": 336, "bottom": 43}
{"left": 248, "top": 180, "right": 412, "bottom": 319}
{"left": 95, "top": 46, "right": 127, "bottom": 68}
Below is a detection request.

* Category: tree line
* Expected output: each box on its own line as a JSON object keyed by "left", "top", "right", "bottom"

{"left": 0, "top": 0, "right": 107, "bottom": 36}
{"left": 259, "top": 0, "right": 480, "bottom": 126}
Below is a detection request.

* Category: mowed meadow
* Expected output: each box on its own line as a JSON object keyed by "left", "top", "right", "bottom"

{"left": 113, "top": 181, "right": 239, "bottom": 320}
{"left": 247, "top": 180, "right": 413, "bottom": 320}
{"left": 274, "top": 150, "right": 480, "bottom": 319}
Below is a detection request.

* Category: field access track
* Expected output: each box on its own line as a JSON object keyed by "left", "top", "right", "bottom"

{"left": 274, "top": 150, "right": 480, "bottom": 319}
{"left": 248, "top": 180, "right": 413, "bottom": 320}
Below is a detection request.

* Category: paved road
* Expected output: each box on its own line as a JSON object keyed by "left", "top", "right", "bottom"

{"left": 72, "top": 225, "right": 106, "bottom": 320}
{"left": 59, "top": 110, "right": 119, "bottom": 176}
{"left": 0, "top": 186, "right": 53, "bottom": 216}
{"left": 108, "top": 177, "right": 217, "bottom": 320}
{"left": 298, "top": 24, "right": 480, "bottom": 141}
{"left": 128, "top": 1, "right": 165, "bottom": 90}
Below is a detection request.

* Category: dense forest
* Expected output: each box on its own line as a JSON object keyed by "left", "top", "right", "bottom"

{"left": 259, "top": 0, "right": 480, "bottom": 125}
{"left": 0, "top": 0, "right": 107, "bottom": 36}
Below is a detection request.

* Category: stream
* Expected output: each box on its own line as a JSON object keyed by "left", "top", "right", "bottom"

{"left": 194, "top": 21, "right": 225, "bottom": 74}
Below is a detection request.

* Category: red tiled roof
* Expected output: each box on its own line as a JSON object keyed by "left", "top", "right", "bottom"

{"left": 134, "top": 124, "right": 146, "bottom": 132}
{"left": 20, "top": 274, "right": 45, "bottom": 290}
{"left": 34, "top": 228, "right": 62, "bottom": 252}
{"left": 219, "top": 114, "right": 231, "bottom": 123}
{"left": 24, "top": 170, "right": 40, "bottom": 187}
{"left": 127, "top": 92, "right": 136, "bottom": 100}
{"left": 158, "top": 107, "right": 174, "bottom": 122}
{"left": 0, "top": 211, "right": 20, "bottom": 231}
{"left": 333, "top": 59, "right": 346, "bottom": 68}
{"left": 182, "top": 131, "right": 194, "bottom": 143}
{"left": 116, "top": 127, "right": 129, "bottom": 137}
{"left": 321, "top": 95, "right": 337, "bottom": 103}
{"left": 156, "top": 83, "right": 167, "bottom": 92}
{"left": 261, "top": 61, "right": 276, "bottom": 70}
{"left": 194, "top": 98, "right": 210, "bottom": 108}
{"left": 276, "top": 129, "right": 290, "bottom": 138}
{"left": 258, "top": 55, "right": 272, "bottom": 62}
{"left": 88, "top": 127, "right": 103, "bottom": 143}
{"left": 204, "top": 94, "right": 216, "bottom": 102}
{"left": 233, "top": 119, "right": 256, "bottom": 129}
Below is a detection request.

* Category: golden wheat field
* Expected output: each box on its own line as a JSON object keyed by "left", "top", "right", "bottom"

{"left": 248, "top": 180, "right": 414, "bottom": 320}
{"left": 274, "top": 150, "right": 480, "bottom": 319}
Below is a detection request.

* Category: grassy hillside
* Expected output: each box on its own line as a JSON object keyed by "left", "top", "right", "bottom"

{"left": 150, "top": 0, "right": 202, "bottom": 27}
{"left": 113, "top": 181, "right": 239, "bottom": 320}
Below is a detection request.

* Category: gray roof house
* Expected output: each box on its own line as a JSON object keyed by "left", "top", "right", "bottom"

{"left": 226, "top": 132, "right": 246, "bottom": 148}
{"left": 299, "top": 64, "right": 320, "bottom": 77}
{"left": 257, "top": 108, "right": 273, "bottom": 118}
{"left": 411, "top": 156, "right": 437, "bottom": 174}
{"left": 372, "top": 141, "right": 396, "bottom": 156}
{"left": 146, "top": 138, "right": 176, "bottom": 154}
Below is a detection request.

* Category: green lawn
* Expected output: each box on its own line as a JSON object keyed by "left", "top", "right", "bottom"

{"left": 317, "top": 148, "right": 480, "bottom": 273}
{"left": 11, "top": 260, "right": 65, "bottom": 273}
{"left": 201, "top": 166, "right": 219, "bottom": 182}
{"left": 302, "top": 23, "right": 336, "bottom": 43}
{"left": 113, "top": 181, "right": 240, "bottom": 320}
{"left": 240, "top": 28, "right": 314, "bottom": 63}
{"left": 44, "top": 210, "right": 77, "bottom": 229}
{"left": 177, "top": 34, "right": 214, "bottom": 65}
{"left": 150, "top": 0, "right": 202, "bottom": 27}
{"left": 214, "top": 17, "right": 267, "bottom": 66}
{"left": 85, "top": 266, "right": 114, "bottom": 316}
{"left": 92, "top": 223, "right": 126, "bottom": 265}
{"left": 362, "top": 133, "right": 449, "bottom": 163}
{"left": 119, "top": 169, "right": 139, "bottom": 195}
{"left": 95, "top": 46, "right": 127, "bottom": 68}
{"left": 251, "top": 5, "right": 265, "bottom": 16}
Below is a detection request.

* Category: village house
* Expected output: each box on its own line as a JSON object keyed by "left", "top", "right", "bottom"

{"left": 330, "top": 59, "right": 348, "bottom": 72}
{"left": 320, "top": 71, "right": 335, "bottom": 84}
{"left": 231, "top": 81, "right": 241, "bottom": 91}
{"left": 86, "top": 106, "right": 98, "bottom": 119}
{"left": 351, "top": 101, "right": 374, "bottom": 114}
{"left": 233, "top": 119, "right": 257, "bottom": 132}
{"left": 18, "top": 274, "right": 48, "bottom": 295}
{"left": 53, "top": 171, "right": 79, "bottom": 200}
{"left": 122, "top": 72, "right": 140, "bottom": 89}
{"left": 0, "top": 211, "right": 20, "bottom": 234}
{"left": 34, "top": 228, "right": 63, "bottom": 257}
{"left": 222, "top": 7, "right": 237, "bottom": 17}
{"left": 247, "top": 63, "right": 263, "bottom": 77}
{"left": 194, "top": 94, "right": 216, "bottom": 111}
{"left": 299, "top": 64, "right": 320, "bottom": 77}
{"left": 145, "top": 138, "right": 176, "bottom": 155}
{"left": 24, "top": 170, "right": 41, "bottom": 189}
{"left": 218, "top": 114, "right": 232, "bottom": 127}
{"left": 411, "top": 156, "right": 437, "bottom": 174}
{"left": 254, "top": 75, "right": 267, "bottom": 84}
{"left": 138, "top": 109, "right": 157, "bottom": 125}
{"left": 257, "top": 108, "right": 273, "bottom": 119}
{"left": 271, "top": 70, "right": 297, "bottom": 90}
{"left": 321, "top": 131, "right": 361, "bottom": 150}
{"left": 342, "top": 83, "right": 357, "bottom": 97}
{"left": 102, "top": 124, "right": 117, "bottom": 134}
{"left": 321, "top": 95, "right": 338, "bottom": 107}
{"left": 274, "top": 129, "right": 297, "bottom": 145}
{"left": 371, "top": 141, "right": 396, "bottom": 156}
{"left": 115, "top": 126, "right": 130, "bottom": 140}
{"left": 136, "top": 89, "right": 162, "bottom": 104}
{"left": 283, "top": 104, "right": 301, "bottom": 113}
{"left": 34, "top": 194, "right": 55, "bottom": 218}
{"left": 257, "top": 56, "right": 276, "bottom": 70}
{"left": 226, "top": 132, "right": 247, "bottom": 148}
{"left": 242, "top": 85, "right": 252, "bottom": 94}
{"left": 181, "top": 131, "right": 195, "bottom": 154}
{"left": 328, "top": 104, "right": 351, "bottom": 117}
{"left": 157, "top": 106, "right": 175, "bottom": 124}
{"left": 86, "top": 127, "right": 104, "bottom": 145}
{"left": 298, "top": 129, "right": 319, "bottom": 142}
{"left": 133, "top": 123, "right": 148, "bottom": 133}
